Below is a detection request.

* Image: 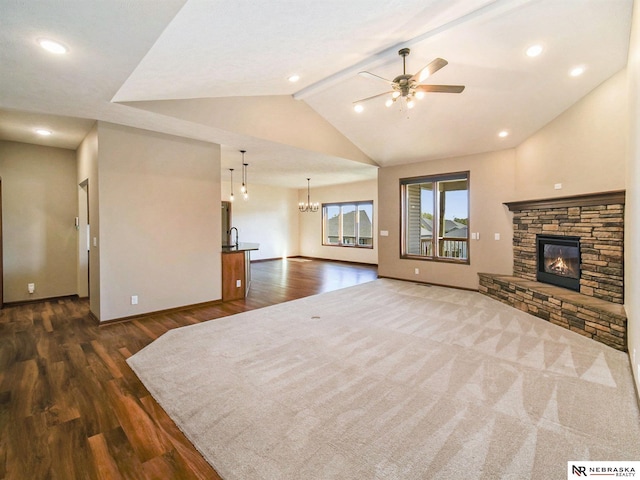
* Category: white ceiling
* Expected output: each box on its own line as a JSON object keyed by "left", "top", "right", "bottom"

{"left": 0, "top": 0, "right": 633, "bottom": 188}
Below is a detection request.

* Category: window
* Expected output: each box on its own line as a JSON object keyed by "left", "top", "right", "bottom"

{"left": 322, "top": 201, "right": 373, "bottom": 248}
{"left": 401, "top": 172, "right": 469, "bottom": 262}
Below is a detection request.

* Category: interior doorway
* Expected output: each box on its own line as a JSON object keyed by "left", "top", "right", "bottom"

{"left": 78, "top": 179, "right": 89, "bottom": 298}
{"left": 0, "top": 178, "right": 3, "bottom": 309}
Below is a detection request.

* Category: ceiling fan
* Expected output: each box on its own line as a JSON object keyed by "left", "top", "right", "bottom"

{"left": 353, "top": 48, "right": 465, "bottom": 111}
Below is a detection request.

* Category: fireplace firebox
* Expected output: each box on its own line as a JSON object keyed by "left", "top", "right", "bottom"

{"left": 536, "top": 234, "right": 581, "bottom": 291}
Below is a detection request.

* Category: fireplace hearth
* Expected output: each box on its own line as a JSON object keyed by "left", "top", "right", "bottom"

{"left": 478, "top": 191, "right": 626, "bottom": 350}
{"left": 536, "top": 234, "right": 580, "bottom": 291}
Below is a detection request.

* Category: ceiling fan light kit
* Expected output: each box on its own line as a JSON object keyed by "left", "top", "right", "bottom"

{"left": 354, "top": 48, "right": 465, "bottom": 112}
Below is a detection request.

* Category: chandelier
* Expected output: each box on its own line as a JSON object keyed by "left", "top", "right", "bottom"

{"left": 299, "top": 178, "right": 319, "bottom": 213}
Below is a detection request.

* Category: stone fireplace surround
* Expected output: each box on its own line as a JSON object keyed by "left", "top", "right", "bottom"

{"left": 478, "top": 190, "right": 627, "bottom": 351}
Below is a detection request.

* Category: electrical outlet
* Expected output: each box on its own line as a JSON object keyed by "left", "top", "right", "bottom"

{"left": 494, "top": 233, "right": 501, "bottom": 240}
{"left": 236, "top": 279, "right": 242, "bottom": 288}
{"left": 414, "top": 268, "right": 420, "bottom": 275}
{"left": 131, "top": 295, "right": 138, "bottom": 305}
{"left": 554, "top": 183, "right": 562, "bottom": 190}
{"left": 28, "top": 283, "right": 35, "bottom": 294}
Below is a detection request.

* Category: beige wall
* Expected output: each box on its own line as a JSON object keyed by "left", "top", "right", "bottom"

{"left": 515, "top": 68, "right": 628, "bottom": 199}
{"left": 378, "top": 150, "right": 515, "bottom": 289}
{"left": 0, "top": 141, "right": 77, "bottom": 302}
{"left": 299, "top": 179, "right": 378, "bottom": 264}
{"left": 221, "top": 182, "right": 300, "bottom": 260}
{"left": 626, "top": 0, "right": 640, "bottom": 396}
{"left": 96, "top": 122, "right": 221, "bottom": 321}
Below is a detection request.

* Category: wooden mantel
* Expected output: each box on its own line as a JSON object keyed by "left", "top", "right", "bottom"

{"left": 503, "top": 190, "right": 625, "bottom": 212}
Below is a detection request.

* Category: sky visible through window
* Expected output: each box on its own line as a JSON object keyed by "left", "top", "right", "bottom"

{"left": 421, "top": 189, "right": 468, "bottom": 219}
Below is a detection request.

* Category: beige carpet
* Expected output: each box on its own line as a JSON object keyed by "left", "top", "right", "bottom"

{"left": 127, "top": 279, "right": 640, "bottom": 479}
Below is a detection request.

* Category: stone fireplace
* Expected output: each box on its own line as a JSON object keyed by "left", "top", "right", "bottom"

{"left": 478, "top": 190, "right": 627, "bottom": 351}
{"left": 509, "top": 191, "right": 624, "bottom": 304}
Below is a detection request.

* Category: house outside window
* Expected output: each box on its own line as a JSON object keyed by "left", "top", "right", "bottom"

{"left": 323, "top": 201, "right": 373, "bottom": 248}
{"left": 401, "top": 172, "right": 469, "bottom": 262}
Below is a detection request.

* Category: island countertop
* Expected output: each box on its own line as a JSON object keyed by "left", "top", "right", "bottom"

{"left": 221, "top": 242, "right": 260, "bottom": 253}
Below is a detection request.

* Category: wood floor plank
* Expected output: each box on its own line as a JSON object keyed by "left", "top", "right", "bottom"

{"left": 12, "top": 359, "right": 39, "bottom": 419}
{"left": 104, "top": 379, "right": 173, "bottom": 463}
{"left": 91, "top": 340, "right": 124, "bottom": 379}
{"left": 7, "top": 413, "right": 51, "bottom": 480}
{"left": 45, "top": 360, "right": 81, "bottom": 426}
{"left": 130, "top": 320, "right": 160, "bottom": 342}
{"left": 118, "top": 347, "right": 132, "bottom": 360}
{"left": 48, "top": 417, "right": 96, "bottom": 480}
{"left": 101, "top": 427, "right": 147, "bottom": 480}
{"left": 139, "top": 395, "right": 221, "bottom": 480}
{"left": 88, "top": 433, "right": 124, "bottom": 480}
{"left": 0, "top": 259, "right": 377, "bottom": 478}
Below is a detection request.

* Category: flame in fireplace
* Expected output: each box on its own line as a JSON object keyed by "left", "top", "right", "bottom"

{"left": 545, "top": 247, "right": 578, "bottom": 277}
{"left": 549, "top": 255, "right": 571, "bottom": 275}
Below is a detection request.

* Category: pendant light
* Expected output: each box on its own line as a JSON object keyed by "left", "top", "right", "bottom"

{"left": 229, "top": 168, "right": 234, "bottom": 202}
{"left": 299, "top": 178, "right": 319, "bottom": 213}
{"left": 240, "top": 150, "right": 249, "bottom": 201}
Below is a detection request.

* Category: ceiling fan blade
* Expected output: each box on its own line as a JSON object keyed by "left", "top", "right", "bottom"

{"left": 410, "top": 57, "right": 448, "bottom": 83}
{"left": 415, "top": 84, "right": 465, "bottom": 93}
{"left": 353, "top": 91, "right": 394, "bottom": 104}
{"left": 359, "top": 71, "right": 394, "bottom": 85}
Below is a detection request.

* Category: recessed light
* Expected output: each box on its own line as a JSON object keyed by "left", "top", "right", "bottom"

{"left": 38, "top": 38, "right": 68, "bottom": 55}
{"left": 569, "top": 66, "right": 585, "bottom": 77}
{"left": 35, "top": 129, "right": 52, "bottom": 136}
{"left": 354, "top": 104, "right": 364, "bottom": 113}
{"left": 498, "top": 130, "right": 509, "bottom": 138}
{"left": 288, "top": 74, "right": 300, "bottom": 83}
{"left": 526, "top": 44, "right": 543, "bottom": 57}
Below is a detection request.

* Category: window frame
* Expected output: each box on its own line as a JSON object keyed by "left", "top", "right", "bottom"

{"left": 322, "top": 200, "right": 374, "bottom": 248}
{"left": 400, "top": 171, "right": 470, "bottom": 264}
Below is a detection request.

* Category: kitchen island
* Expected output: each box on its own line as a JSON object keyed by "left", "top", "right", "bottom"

{"left": 221, "top": 242, "right": 259, "bottom": 301}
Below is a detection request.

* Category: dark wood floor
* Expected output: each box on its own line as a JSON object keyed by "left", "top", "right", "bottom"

{"left": 0, "top": 258, "right": 377, "bottom": 480}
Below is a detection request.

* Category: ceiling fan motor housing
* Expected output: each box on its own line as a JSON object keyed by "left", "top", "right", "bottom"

{"left": 393, "top": 74, "right": 414, "bottom": 97}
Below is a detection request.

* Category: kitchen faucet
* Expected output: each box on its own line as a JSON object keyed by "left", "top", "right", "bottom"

{"left": 229, "top": 227, "right": 239, "bottom": 247}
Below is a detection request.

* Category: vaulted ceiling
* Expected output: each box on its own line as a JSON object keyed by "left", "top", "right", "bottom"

{"left": 0, "top": 0, "right": 632, "bottom": 188}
